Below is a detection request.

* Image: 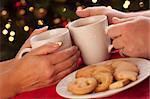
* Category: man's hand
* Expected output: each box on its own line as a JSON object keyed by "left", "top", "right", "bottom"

{"left": 107, "top": 16, "right": 150, "bottom": 58}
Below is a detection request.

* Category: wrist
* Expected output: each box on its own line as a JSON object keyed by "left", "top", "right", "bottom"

{"left": 0, "top": 59, "right": 19, "bottom": 98}
{"left": 0, "top": 73, "right": 18, "bottom": 98}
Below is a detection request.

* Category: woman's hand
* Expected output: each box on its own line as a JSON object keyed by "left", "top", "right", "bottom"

{"left": 76, "top": 6, "right": 127, "bottom": 24}
{"left": 14, "top": 44, "right": 80, "bottom": 92}
{"left": 0, "top": 27, "right": 80, "bottom": 98}
{"left": 0, "top": 43, "right": 80, "bottom": 98}
{"left": 107, "top": 16, "right": 150, "bottom": 58}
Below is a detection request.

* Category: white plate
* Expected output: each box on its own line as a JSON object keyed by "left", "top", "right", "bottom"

{"left": 56, "top": 58, "right": 150, "bottom": 98}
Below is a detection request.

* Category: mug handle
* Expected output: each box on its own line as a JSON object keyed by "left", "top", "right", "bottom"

{"left": 18, "top": 48, "right": 32, "bottom": 59}
{"left": 105, "top": 26, "right": 114, "bottom": 53}
{"left": 108, "top": 45, "right": 114, "bottom": 53}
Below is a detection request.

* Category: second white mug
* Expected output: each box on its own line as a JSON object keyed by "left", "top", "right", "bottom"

{"left": 68, "top": 15, "right": 110, "bottom": 65}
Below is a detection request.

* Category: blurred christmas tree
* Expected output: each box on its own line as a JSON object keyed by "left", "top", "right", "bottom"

{"left": 0, "top": 0, "right": 149, "bottom": 61}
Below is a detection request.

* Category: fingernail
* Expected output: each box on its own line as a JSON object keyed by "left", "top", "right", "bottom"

{"left": 55, "top": 41, "right": 62, "bottom": 46}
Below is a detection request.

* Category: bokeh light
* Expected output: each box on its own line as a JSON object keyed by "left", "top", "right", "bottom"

{"left": 24, "top": 26, "right": 29, "bottom": 31}
{"left": 62, "top": 7, "right": 67, "bottom": 12}
{"left": 21, "top": 0, "right": 27, "bottom": 6}
{"left": 123, "top": 0, "right": 130, "bottom": 9}
{"left": 1, "top": 10, "right": 7, "bottom": 16}
{"left": 139, "top": 2, "right": 144, "bottom": 8}
{"left": 2, "top": 29, "right": 8, "bottom": 35}
{"left": 5, "top": 23, "right": 11, "bottom": 29}
{"left": 10, "top": 31, "right": 15, "bottom": 36}
{"left": 8, "top": 36, "right": 14, "bottom": 42}
{"left": 92, "top": 0, "right": 97, "bottom": 3}
{"left": 38, "top": 20, "right": 44, "bottom": 25}
{"left": 53, "top": 18, "right": 61, "bottom": 24}
{"left": 19, "top": 9, "right": 26, "bottom": 15}
{"left": 39, "top": 8, "right": 45, "bottom": 13}
{"left": 29, "top": 6, "right": 34, "bottom": 12}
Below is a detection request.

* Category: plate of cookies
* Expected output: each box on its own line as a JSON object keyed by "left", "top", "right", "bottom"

{"left": 56, "top": 58, "right": 150, "bottom": 98}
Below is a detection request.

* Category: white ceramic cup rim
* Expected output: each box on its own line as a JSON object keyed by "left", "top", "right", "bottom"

{"left": 30, "top": 28, "right": 69, "bottom": 43}
{"left": 68, "top": 15, "right": 107, "bottom": 29}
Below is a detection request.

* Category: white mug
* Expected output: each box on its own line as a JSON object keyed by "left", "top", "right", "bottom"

{"left": 68, "top": 15, "right": 111, "bottom": 65}
{"left": 18, "top": 28, "right": 72, "bottom": 59}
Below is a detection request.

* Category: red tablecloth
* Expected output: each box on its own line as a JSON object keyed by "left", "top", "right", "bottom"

{"left": 14, "top": 53, "right": 150, "bottom": 99}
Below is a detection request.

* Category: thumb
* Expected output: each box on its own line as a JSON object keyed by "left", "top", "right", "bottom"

{"left": 30, "top": 26, "right": 49, "bottom": 36}
{"left": 76, "top": 6, "right": 107, "bottom": 18}
{"left": 29, "top": 42, "right": 62, "bottom": 56}
{"left": 112, "top": 17, "right": 134, "bottom": 24}
{"left": 76, "top": 8, "right": 90, "bottom": 17}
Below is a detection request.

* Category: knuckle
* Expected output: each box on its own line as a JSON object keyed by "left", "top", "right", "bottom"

{"left": 44, "top": 70, "right": 51, "bottom": 78}
{"left": 44, "top": 69, "right": 53, "bottom": 78}
{"left": 61, "top": 47, "right": 75, "bottom": 57}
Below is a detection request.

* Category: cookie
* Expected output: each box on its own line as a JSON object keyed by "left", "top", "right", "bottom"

{"left": 68, "top": 77, "right": 97, "bottom": 95}
{"left": 76, "top": 65, "right": 96, "bottom": 78}
{"left": 109, "top": 79, "right": 130, "bottom": 89}
{"left": 114, "top": 70, "right": 138, "bottom": 81}
{"left": 93, "top": 72, "right": 113, "bottom": 92}
{"left": 92, "top": 65, "right": 114, "bottom": 76}
{"left": 113, "top": 60, "right": 139, "bottom": 73}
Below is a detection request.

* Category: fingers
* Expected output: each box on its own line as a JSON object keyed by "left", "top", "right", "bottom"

{"left": 30, "top": 26, "right": 48, "bottom": 36}
{"left": 47, "top": 46, "right": 78, "bottom": 64}
{"left": 76, "top": 8, "right": 91, "bottom": 17}
{"left": 21, "top": 63, "right": 78, "bottom": 92}
{"left": 76, "top": 6, "right": 106, "bottom": 17}
{"left": 108, "top": 17, "right": 135, "bottom": 39}
{"left": 44, "top": 63, "right": 78, "bottom": 87}
{"left": 112, "top": 37, "right": 124, "bottom": 49}
{"left": 54, "top": 51, "right": 80, "bottom": 74}
{"left": 29, "top": 42, "right": 62, "bottom": 56}
{"left": 112, "top": 17, "right": 135, "bottom": 24}
{"left": 107, "top": 24, "right": 123, "bottom": 39}
{"left": 54, "top": 63, "right": 77, "bottom": 82}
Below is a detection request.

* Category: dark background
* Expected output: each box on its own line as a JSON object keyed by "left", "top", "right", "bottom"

{"left": 0, "top": 0, "right": 149, "bottom": 61}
